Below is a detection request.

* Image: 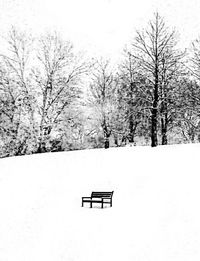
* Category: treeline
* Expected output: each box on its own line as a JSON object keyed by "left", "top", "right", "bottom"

{"left": 1, "top": 13, "right": 200, "bottom": 157}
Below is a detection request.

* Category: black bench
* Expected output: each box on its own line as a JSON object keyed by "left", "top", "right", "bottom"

{"left": 82, "top": 191, "right": 114, "bottom": 208}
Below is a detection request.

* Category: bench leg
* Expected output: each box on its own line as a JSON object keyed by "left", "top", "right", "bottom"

{"left": 101, "top": 201, "right": 103, "bottom": 208}
{"left": 90, "top": 201, "right": 92, "bottom": 208}
{"left": 82, "top": 201, "right": 83, "bottom": 207}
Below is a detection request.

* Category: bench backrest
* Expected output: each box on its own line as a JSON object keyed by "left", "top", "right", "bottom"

{"left": 91, "top": 191, "right": 114, "bottom": 198}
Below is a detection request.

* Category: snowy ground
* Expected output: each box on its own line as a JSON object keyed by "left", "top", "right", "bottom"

{"left": 1, "top": 144, "right": 200, "bottom": 261}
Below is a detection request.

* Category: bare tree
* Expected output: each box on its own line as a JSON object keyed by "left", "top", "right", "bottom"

{"left": 116, "top": 51, "right": 150, "bottom": 145}
{"left": 159, "top": 47, "right": 184, "bottom": 144}
{"left": 191, "top": 38, "right": 200, "bottom": 80}
{"left": 130, "top": 12, "right": 183, "bottom": 146}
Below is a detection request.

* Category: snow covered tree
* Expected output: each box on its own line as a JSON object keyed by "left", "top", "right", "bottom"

{"left": 0, "top": 27, "right": 37, "bottom": 156}
{"left": 87, "top": 59, "right": 117, "bottom": 149}
{"left": 174, "top": 79, "right": 200, "bottom": 143}
{"left": 32, "top": 32, "right": 87, "bottom": 153}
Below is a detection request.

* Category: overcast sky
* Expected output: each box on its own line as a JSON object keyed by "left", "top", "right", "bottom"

{"left": 0, "top": 0, "right": 200, "bottom": 59}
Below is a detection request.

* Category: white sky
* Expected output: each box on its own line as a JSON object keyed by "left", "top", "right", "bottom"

{"left": 0, "top": 0, "right": 200, "bottom": 59}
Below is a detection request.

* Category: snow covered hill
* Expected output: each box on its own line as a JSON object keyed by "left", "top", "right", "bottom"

{"left": 1, "top": 144, "right": 200, "bottom": 261}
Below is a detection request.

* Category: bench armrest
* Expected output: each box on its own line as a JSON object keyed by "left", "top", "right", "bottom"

{"left": 82, "top": 197, "right": 91, "bottom": 199}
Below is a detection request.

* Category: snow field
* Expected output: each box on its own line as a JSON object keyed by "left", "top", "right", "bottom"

{"left": 0, "top": 144, "right": 200, "bottom": 261}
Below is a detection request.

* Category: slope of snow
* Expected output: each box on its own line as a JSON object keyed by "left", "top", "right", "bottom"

{"left": 0, "top": 144, "right": 200, "bottom": 261}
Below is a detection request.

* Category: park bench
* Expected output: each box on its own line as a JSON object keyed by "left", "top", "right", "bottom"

{"left": 82, "top": 191, "right": 114, "bottom": 208}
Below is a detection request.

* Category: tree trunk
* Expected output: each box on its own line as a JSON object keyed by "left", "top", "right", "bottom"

{"left": 114, "top": 135, "right": 119, "bottom": 147}
{"left": 104, "top": 129, "right": 111, "bottom": 149}
{"left": 151, "top": 109, "right": 158, "bottom": 147}
{"left": 102, "top": 119, "right": 111, "bottom": 149}
{"left": 128, "top": 82, "right": 138, "bottom": 145}
{"left": 128, "top": 117, "right": 138, "bottom": 145}
{"left": 105, "top": 137, "right": 110, "bottom": 149}
{"left": 129, "top": 114, "right": 134, "bottom": 143}
{"left": 151, "top": 28, "right": 159, "bottom": 147}
{"left": 151, "top": 73, "right": 159, "bottom": 147}
{"left": 161, "top": 117, "right": 168, "bottom": 145}
{"left": 161, "top": 97, "right": 168, "bottom": 145}
{"left": 161, "top": 79, "right": 168, "bottom": 145}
